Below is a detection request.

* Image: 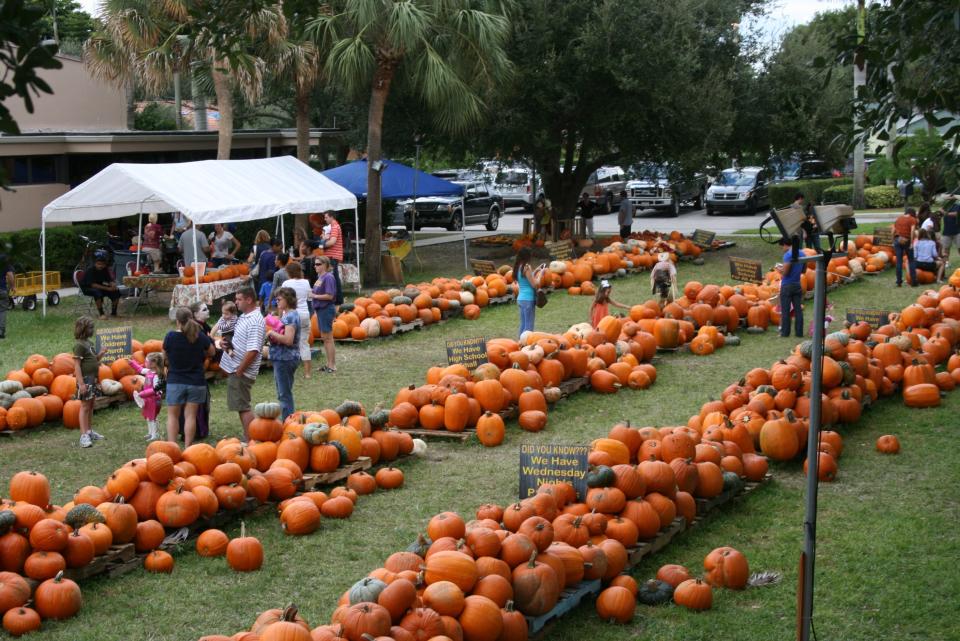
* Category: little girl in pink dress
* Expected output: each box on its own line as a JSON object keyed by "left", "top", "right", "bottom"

{"left": 132, "top": 352, "right": 165, "bottom": 440}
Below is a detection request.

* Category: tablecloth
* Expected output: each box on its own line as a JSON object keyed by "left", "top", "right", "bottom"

{"left": 169, "top": 276, "right": 252, "bottom": 317}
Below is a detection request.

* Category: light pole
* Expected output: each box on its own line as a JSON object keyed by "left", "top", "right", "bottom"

{"left": 852, "top": 0, "right": 867, "bottom": 208}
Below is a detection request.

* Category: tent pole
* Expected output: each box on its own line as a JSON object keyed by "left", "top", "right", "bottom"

{"left": 193, "top": 225, "right": 200, "bottom": 302}
{"left": 354, "top": 207, "right": 361, "bottom": 289}
{"left": 280, "top": 215, "right": 285, "bottom": 250}
{"left": 41, "top": 222, "right": 47, "bottom": 318}
{"left": 462, "top": 198, "right": 468, "bottom": 271}
{"left": 135, "top": 205, "right": 143, "bottom": 272}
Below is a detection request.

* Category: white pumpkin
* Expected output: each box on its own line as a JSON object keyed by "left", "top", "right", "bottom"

{"left": 459, "top": 291, "right": 475, "bottom": 306}
{"left": 567, "top": 322, "right": 593, "bottom": 341}
{"left": 100, "top": 379, "right": 123, "bottom": 396}
{"left": 411, "top": 439, "right": 428, "bottom": 456}
{"left": 359, "top": 317, "right": 381, "bottom": 338}
{"left": 549, "top": 260, "right": 567, "bottom": 274}
{"left": 521, "top": 344, "right": 545, "bottom": 365}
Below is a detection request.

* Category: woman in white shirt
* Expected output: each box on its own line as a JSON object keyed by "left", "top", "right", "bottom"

{"left": 914, "top": 229, "right": 944, "bottom": 283}
{"left": 281, "top": 261, "right": 314, "bottom": 378}
{"left": 208, "top": 224, "right": 241, "bottom": 267}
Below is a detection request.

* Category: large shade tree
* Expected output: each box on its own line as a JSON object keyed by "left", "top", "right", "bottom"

{"left": 309, "top": 0, "right": 513, "bottom": 285}
{"left": 476, "top": 0, "right": 764, "bottom": 218}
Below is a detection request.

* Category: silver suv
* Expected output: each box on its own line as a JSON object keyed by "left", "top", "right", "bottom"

{"left": 705, "top": 166, "right": 770, "bottom": 216}
{"left": 626, "top": 165, "right": 708, "bottom": 217}
{"left": 581, "top": 166, "right": 628, "bottom": 214}
{"left": 494, "top": 166, "right": 543, "bottom": 211}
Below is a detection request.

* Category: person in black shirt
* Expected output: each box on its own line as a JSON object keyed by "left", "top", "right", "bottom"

{"left": 577, "top": 192, "right": 596, "bottom": 238}
{"left": 0, "top": 253, "right": 14, "bottom": 339}
{"left": 81, "top": 252, "right": 121, "bottom": 319}
{"left": 795, "top": 193, "right": 819, "bottom": 249}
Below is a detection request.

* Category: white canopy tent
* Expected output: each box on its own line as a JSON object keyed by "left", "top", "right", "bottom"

{"left": 40, "top": 156, "right": 359, "bottom": 315}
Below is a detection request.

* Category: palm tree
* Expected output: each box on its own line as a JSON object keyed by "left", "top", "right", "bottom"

{"left": 309, "top": 0, "right": 513, "bottom": 285}
{"left": 85, "top": 0, "right": 286, "bottom": 159}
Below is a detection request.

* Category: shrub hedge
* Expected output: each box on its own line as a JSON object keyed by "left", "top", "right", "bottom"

{"left": 820, "top": 184, "right": 906, "bottom": 209}
{"left": 769, "top": 178, "right": 852, "bottom": 209}
{"left": 0, "top": 224, "right": 112, "bottom": 277}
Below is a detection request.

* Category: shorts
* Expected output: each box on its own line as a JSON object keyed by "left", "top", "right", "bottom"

{"left": 77, "top": 375, "right": 102, "bottom": 401}
{"left": 315, "top": 306, "right": 335, "bottom": 333}
{"left": 226, "top": 374, "right": 255, "bottom": 412}
{"left": 916, "top": 261, "right": 937, "bottom": 273}
{"left": 144, "top": 248, "right": 161, "bottom": 264}
{"left": 165, "top": 383, "right": 208, "bottom": 405}
{"left": 941, "top": 235, "right": 959, "bottom": 250}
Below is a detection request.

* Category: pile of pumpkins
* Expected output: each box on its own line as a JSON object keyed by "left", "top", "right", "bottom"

{"left": 0, "top": 342, "right": 220, "bottom": 433}
{"left": 316, "top": 274, "right": 514, "bottom": 342}
{"left": 382, "top": 326, "right": 658, "bottom": 445}
{"left": 179, "top": 262, "right": 250, "bottom": 285}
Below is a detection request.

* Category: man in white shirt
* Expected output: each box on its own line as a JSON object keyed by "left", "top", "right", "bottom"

{"left": 219, "top": 286, "right": 265, "bottom": 438}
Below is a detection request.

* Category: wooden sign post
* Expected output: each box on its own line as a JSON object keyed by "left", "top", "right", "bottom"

{"left": 469, "top": 259, "right": 497, "bottom": 276}
{"left": 545, "top": 240, "right": 574, "bottom": 261}
{"left": 873, "top": 226, "right": 895, "bottom": 247}
{"left": 692, "top": 229, "right": 717, "bottom": 247}
{"left": 95, "top": 326, "right": 133, "bottom": 364}
{"left": 846, "top": 308, "right": 893, "bottom": 327}
{"left": 445, "top": 337, "right": 487, "bottom": 370}
{"left": 519, "top": 444, "right": 590, "bottom": 501}
{"left": 729, "top": 256, "right": 763, "bottom": 283}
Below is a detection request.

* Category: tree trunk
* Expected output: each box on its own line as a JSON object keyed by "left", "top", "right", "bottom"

{"left": 294, "top": 87, "right": 312, "bottom": 237}
{"left": 212, "top": 63, "right": 233, "bottom": 160}
{"left": 191, "top": 71, "right": 207, "bottom": 131}
{"left": 363, "top": 62, "right": 396, "bottom": 286}
{"left": 125, "top": 79, "right": 135, "bottom": 130}
{"left": 173, "top": 71, "right": 182, "bottom": 130}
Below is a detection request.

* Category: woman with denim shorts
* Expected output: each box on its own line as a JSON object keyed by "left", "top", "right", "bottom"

{"left": 310, "top": 255, "right": 337, "bottom": 373}
{"left": 163, "top": 307, "right": 214, "bottom": 447}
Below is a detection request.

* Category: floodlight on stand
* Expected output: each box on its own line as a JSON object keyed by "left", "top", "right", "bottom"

{"left": 769, "top": 203, "right": 806, "bottom": 242}
{"left": 813, "top": 204, "right": 857, "bottom": 250}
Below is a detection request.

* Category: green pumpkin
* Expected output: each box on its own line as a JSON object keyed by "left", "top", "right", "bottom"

{"left": 0, "top": 380, "right": 23, "bottom": 395}
{"left": 253, "top": 402, "right": 282, "bottom": 419}
{"left": 392, "top": 295, "right": 413, "bottom": 306}
{"left": 722, "top": 470, "right": 744, "bottom": 493}
{"left": 406, "top": 533, "right": 432, "bottom": 557}
{"left": 368, "top": 409, "right": 390, "bottom": 428}
{"left": 329, "top": 441, "right": 350, "bottom": 466}
{"left": 446, "top": 299, "right": 461, "bottom": 310}
{"left": 798, "top": 340, "right": 815, "bottom": 359}
{"left": 827, "top": 331, "right": 850, "bottom": 346}
{"left": 338, "top": 303, "right": 355, "bottom": 313}
{"left": 586, "top": 465, "right": 616, "bottom": 488}
{"left": 10, "top": 390, "right": 31, "bottom": 401}
{"left": 636, "top": 579, "right": 674, "bottom": 606}
{"left": 0, "top": 393, "right": 13, "bottom": 409}
{"left": 25, "top": 386, "right": 47, "bottom": 397}
{"left": 302, "top": 422, "right": 330, "bottom": 446}
{"left": 725, "top": 335, "right": 741, "bottom": 346}
{"left": 754, "top": 385, "right": 777, "bottom": 396}
{"left": 65, "top": 504, "right": 105, "bottom": 530}
{"left": 335, "top": 400, "right": 363, "bottom": 418}
{"left": 348, "top": 577, "right": 388, "bottom": 605}
{"left": 460, "top": 280, "right": 477, "bottom": 294}
{"left": 0, "top": 509, "right": 15, "bottom": 535}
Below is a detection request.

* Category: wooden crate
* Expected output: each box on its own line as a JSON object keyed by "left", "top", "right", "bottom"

{"left": 300, "top": 456, "right": 373, "bottom": 490}
{"left": 396, "top": 427, "right": 476, "bottom": 443}
{"left": 626, "top": 517, "right": 686, "bottom": 567}
{"left": 558, "top": 376, "right": 590, "bottom": 397}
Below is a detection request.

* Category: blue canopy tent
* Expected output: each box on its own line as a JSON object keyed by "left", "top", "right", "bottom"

{"left": 321, "top": 159, "right": 470, "bottom": 269}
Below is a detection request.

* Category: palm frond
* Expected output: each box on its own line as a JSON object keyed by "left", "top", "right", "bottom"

{"left": 325, "top": 36, "right": 376, "bottom": 96}
{"left": 386, "top": 0, "right": 430, "bottom": 53}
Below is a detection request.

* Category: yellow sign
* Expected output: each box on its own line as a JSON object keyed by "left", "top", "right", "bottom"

{"left": 95, "top": 326, "right": 133, "bottom": 364}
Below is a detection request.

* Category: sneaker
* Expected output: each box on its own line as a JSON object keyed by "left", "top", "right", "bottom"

{"left": 90, "top": 431, "right": 105, "bottom": 441}
{"left": 133, "top": 391, "right": 145, "bottom": 409}
{"left": 79, "top": 433, "right": 92, "bottom": 448}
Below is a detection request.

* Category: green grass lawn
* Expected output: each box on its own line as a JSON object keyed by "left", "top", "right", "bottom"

{"left": 0, "top": 238, "right": 957, "bottom": 640}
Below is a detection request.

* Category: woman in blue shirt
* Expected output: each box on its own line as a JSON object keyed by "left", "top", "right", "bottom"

{"left": 778, "top": 237, "right": 804, "bottom": 338}
{"left": 514, "top": 247, "right": 540, "bottom": 339}
{"left": 266, "top": 287, "right": 300, "bottom": 419}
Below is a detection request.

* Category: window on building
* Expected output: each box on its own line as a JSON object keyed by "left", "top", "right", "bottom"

{"left": 0, "top": 155, "right": 64, "bottom": 185}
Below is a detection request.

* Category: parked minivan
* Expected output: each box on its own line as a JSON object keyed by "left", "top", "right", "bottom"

{"left": 705, "top": 166, "right": 770, "bottom": 215}
{"left": 581, "top": 166, "right": 628, "bottom": 213}
{"left": 494, "top": 166, "right": 542, "bottom": 211}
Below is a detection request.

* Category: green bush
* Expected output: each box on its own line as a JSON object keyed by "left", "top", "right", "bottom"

{"left": 864, "top": 185, "right": 903, "bottom": 209}
{"left": 821, "top": 184, "right": 853, "bottom": 205}
{"left": 769, "top": 178, "right": 852, "bottom": 209}
{"left": 0, "top": 225, "right": 111, "bottom": 278}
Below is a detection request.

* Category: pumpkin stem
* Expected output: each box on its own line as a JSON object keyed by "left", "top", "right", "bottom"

{"left": 240, "top": 521, "right": 246, "bottom": 539}
{"left": 53, "top": 570, "right": 64, "bottom": 582}
{"left": 504, "top": 600, "right": 515, "bottom": 612}
{"left": 527, "top": 550, "right": 538, "bottom": 567}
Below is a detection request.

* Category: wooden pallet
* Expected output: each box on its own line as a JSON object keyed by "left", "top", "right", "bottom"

{"left": 701, "top": 241, "right": 737, "bottom": 252}
{"left": 300, "top": 456, "right": 373, "bottom": 490}
{"left": 558, "top": 376, "right": 590, "bottom": 397}
{"left": 488, "top": 294, "right": 515, "bottom": 306}
{"left": 526, "top": 579, "right": 602, "bottom": 638}
{"left": 694, "top": 474, "right": 772, "bottom": 516}
{"left": 24, "top": 542, "right": 139, "bottom": 591}
{"left": 626, "top": 517, "right": 686, "bottom": 567}
{"left": 94, "top": 393, "right": 127, "bottom": 411}
{"left": 336, "top": 319, "right": 424, "bottom": 343}
{"left": 396, "top": 427, "right": 476, "bottom": 442}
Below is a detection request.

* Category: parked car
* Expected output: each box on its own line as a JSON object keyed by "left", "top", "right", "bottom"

{"left": 705, "top": 167, "right": 771, "bottom": 215}
{"left": 403, "top": 181, "right": 503, "bottom": 231}
{"left": 494, "top": 166, "right": 543, "bottom": 211}
{"left": 581, "top": 166, "right": 628, "bottom": 213}
{"left": 625, "top": 164, "right": 709, "bottom": 217}
{"left": 775, "top": 159, "right": 835, "bottom": 182}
